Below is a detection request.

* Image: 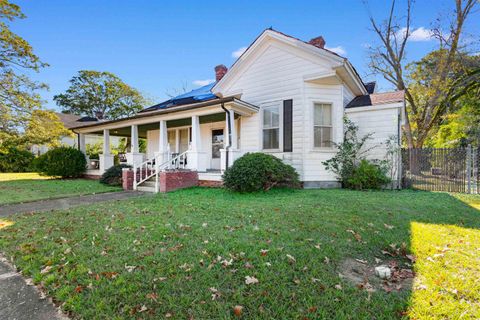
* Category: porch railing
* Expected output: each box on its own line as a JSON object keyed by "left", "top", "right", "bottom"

{"left": 133, "top": 150, "right": 189, "bottom": 192}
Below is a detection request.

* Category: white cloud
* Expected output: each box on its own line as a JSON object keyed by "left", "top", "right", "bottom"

{"left": 192, "top": 79, "right": 214, "bottom": 86}
{"left": 325, "top": 45, "right": 347, "bottom": 56}
{"left": 232, "top": 46, "right": 248, "bottom": 58}
{"left": 398, "top": 27, "right": 434, "bottom": 42}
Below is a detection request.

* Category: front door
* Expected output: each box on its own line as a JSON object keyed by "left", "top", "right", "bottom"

{"left": 210, "top": 129, "right": 224, "bottom": 170}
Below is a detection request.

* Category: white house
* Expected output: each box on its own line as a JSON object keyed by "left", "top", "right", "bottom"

{"left": 71, "top": 29, "right": 404, "bottom": 191}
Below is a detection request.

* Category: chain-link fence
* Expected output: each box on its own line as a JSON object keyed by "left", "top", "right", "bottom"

{"left": 402, "top": 145, "right": 479, "bottom": 194}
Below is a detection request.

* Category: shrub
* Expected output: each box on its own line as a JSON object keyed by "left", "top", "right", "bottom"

{"left": 100, "top": 164, "right": 131, "bottom": 186}
{"left": 223, "top": 153, "right": 300, "bottom": 192}
{"left": 35, "top": 147, "right": 86, "bottom": 178}
{"left": 322, "top": 117, "right": 374, "bottom": 185}
{"left": 0, "top": 147, "right": 34, "bottom": 172}
{"left": 345, "top": 159, "right": 391, "bottom": 190}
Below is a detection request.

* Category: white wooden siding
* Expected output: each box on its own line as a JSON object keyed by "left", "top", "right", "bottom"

{"left": 346, "top": 104, "right": 402, "bottom": 161}
{"left": 222, "top": 40, "right": 337, "bottom": 180}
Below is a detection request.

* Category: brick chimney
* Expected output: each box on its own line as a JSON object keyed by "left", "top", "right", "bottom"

{"left": 215, "top": 64, "right": 228, "bottom": 82}
{"left": 309, "top": 36, "right": 326, "bottom": 49}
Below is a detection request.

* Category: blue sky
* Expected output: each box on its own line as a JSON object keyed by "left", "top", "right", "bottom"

{"left": 11, "top": 0, "right": 479, "bottom": 110}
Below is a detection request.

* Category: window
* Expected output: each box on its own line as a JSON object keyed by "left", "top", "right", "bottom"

{"left": 262, "top": 106, "right": 280, "bottom": 149}
{"left": 313, "top": 103, "right": 333, "bottom": 148}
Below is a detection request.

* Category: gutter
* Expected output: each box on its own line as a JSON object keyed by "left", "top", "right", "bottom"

{"left": 221, "top": 102, "right": 231, "bottom": 170}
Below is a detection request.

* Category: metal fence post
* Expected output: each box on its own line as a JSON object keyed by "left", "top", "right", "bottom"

{"left": 473, "top": 147, "right": 478, "bottom": 194}
{"left": 466, "top": 144, "right": 472, "bottom": 194}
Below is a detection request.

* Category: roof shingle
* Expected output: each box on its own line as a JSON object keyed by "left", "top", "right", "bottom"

{"left": 346, "top": 91, "right": 404, "bottom": 108}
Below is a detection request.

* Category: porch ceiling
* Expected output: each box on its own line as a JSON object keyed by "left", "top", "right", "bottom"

{"left": 87, "top": 112, "right": 229, "bottom": 138}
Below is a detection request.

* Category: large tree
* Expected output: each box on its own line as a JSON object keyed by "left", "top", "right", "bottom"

{"left": 366, "top": 0, "right": 478, "bottom": 148}
{"left": 54, "top": 70, "right": 148, "bottom": 120}
{"left": 0, "top": 0, "right": 50, "bottom": 146}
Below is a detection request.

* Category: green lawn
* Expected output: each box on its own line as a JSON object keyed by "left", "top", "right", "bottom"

{"left": 0, "top": 173, "right": 121, "bottom": 205}
{"left": 0, "top": 188, "right": 479, "bottom": 319}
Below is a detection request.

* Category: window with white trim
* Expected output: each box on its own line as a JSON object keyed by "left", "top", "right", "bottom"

{"left": 262, "top": 105, "right": 280, "bottom": 149}
{"left": 313, "top": 103, "right": 333, "bottom": 148}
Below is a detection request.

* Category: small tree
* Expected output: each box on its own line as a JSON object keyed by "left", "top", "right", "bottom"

{"left": 322, "top": 117, "right": 375, "bottom": 185}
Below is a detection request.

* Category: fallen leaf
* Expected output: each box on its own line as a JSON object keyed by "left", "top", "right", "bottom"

{"left": 245, "top": 276, "right": 259, "bottom": 285}
{"left": 146, "top": 292, "right": 158, "bottom": 302}
{"left": 233, "top": 305, "right": 243, "bottom": 317}
{"left": 260, "top": 249, "right": 269, "bottom": 256}
{"left": 406, "top": 254, "right": 416, "bottom": 263}
{"left": 384, "top": 224, "right": 394, "bottom": 230}
{"left": 334, "top": 284, "right": 343, "bottom": 290}
{"left": 125, "top": 264, "right": 136, "bottom": 272}
{"left": 40, "top": 266, "right": 53, "bottom": 274}
{"left": 286, "top": 254, "right": 296, "bottom": 263}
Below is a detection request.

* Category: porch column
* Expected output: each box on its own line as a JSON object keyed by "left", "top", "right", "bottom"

{"left": 228, "top": 111, "right": 238, "bottom": 150}
{"left": 99, "top": 129, "right": 114, "bottom": 173}
{"left": 78, "top": 133, "right": 90, "bottom": 168}
{"left": 221, "top": 110, "right": 238, "bottom": 171}
{"left": 186, "top": 115, "right": 206, "bottom": 171}
{"left": 155, "top": 120, "right": 168, "bottom": 164}
{"left": 126, "top": 124, "right": 144, "bottom": 165}
{"left": 78, "top": 133, "right": 86, "bottom": 155}
{"left": 131, "top": 125, "right": 138, "bottom": 153}
{"left": 191, "top": 115, "right": 201, "bottom": 151}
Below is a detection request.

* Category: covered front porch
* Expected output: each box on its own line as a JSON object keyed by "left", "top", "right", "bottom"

{"left": 73, "top": 98, "right": 258, "bottom": 184}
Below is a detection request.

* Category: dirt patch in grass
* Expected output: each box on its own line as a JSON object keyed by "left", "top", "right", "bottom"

{"left": 339, "top": 258, "right": 414, "bottom": 293}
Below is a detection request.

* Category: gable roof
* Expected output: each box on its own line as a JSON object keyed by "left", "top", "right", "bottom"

{"left": 55, "top": 112, "right": 99, "bottom": 129}
{"left": 212, "top": 28, "right": 368, "bottom": 96}
{"left": 140, "top": 82, "right": 217, "bottom": 113}
{"left": 346, "top": 91, "right": 404, "bottom": 108}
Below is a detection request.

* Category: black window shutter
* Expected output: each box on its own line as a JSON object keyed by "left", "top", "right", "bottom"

{"left": 283, "top": 99, "right": 293, "bottom": 152}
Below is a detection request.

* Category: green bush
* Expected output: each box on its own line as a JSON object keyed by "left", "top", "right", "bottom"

{"left": 345, "top": 159, "right": 391, "bottom": 190}
{"left": 35, "top": 147, "right": 86, "bottom": 178}
{"left": 0, "top": 147, "right": 35, "bottom": 172}
{"left": 223, "top": 153, "right": 300, "bottom": 192}
{"left": 100, "top": 164, "right": 131, "bottom": 186}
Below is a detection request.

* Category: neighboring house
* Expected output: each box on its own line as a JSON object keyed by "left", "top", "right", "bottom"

{"left": 31, "top": 113, "right": 122, "bottom": 155}
{"left": 71, "top": 29, "right": 404, "bottom": 191}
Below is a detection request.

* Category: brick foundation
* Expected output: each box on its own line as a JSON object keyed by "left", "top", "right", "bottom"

{"left": 198, "top": 180, "right": 223, "bottom": 188}
{"left": 83, "top": 174, "right": 101, "bottom": 180}
{"left": 122, "top": 169, "right": 199, "bottom": 192}
{"left": 122, "top": 168, "right": 135, "bottom": 191}
{"left": 159, "top": 170, "right": 198, "bottom": 192}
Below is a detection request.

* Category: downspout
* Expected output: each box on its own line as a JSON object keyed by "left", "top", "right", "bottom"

{"left": 221, "top": 103, "right": 232, "bottom": 170}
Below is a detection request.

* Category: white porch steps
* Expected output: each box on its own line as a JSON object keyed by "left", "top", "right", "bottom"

{"left": 136, "top": 178, "right": 156, "bottom": 193}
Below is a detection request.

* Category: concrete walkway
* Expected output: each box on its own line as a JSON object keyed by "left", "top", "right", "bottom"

{"left": 0, "top": 256, "right": 68, "bottom": 320}
{"left": 0, "top": 191, "right": 146, "bottom": 217}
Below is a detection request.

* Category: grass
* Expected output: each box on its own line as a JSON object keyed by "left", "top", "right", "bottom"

{"left": 0, "top": 188, "right": 479, "bottom": 319}
{"left": 0, "top": 173, "right": 121, "bottom": 205}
